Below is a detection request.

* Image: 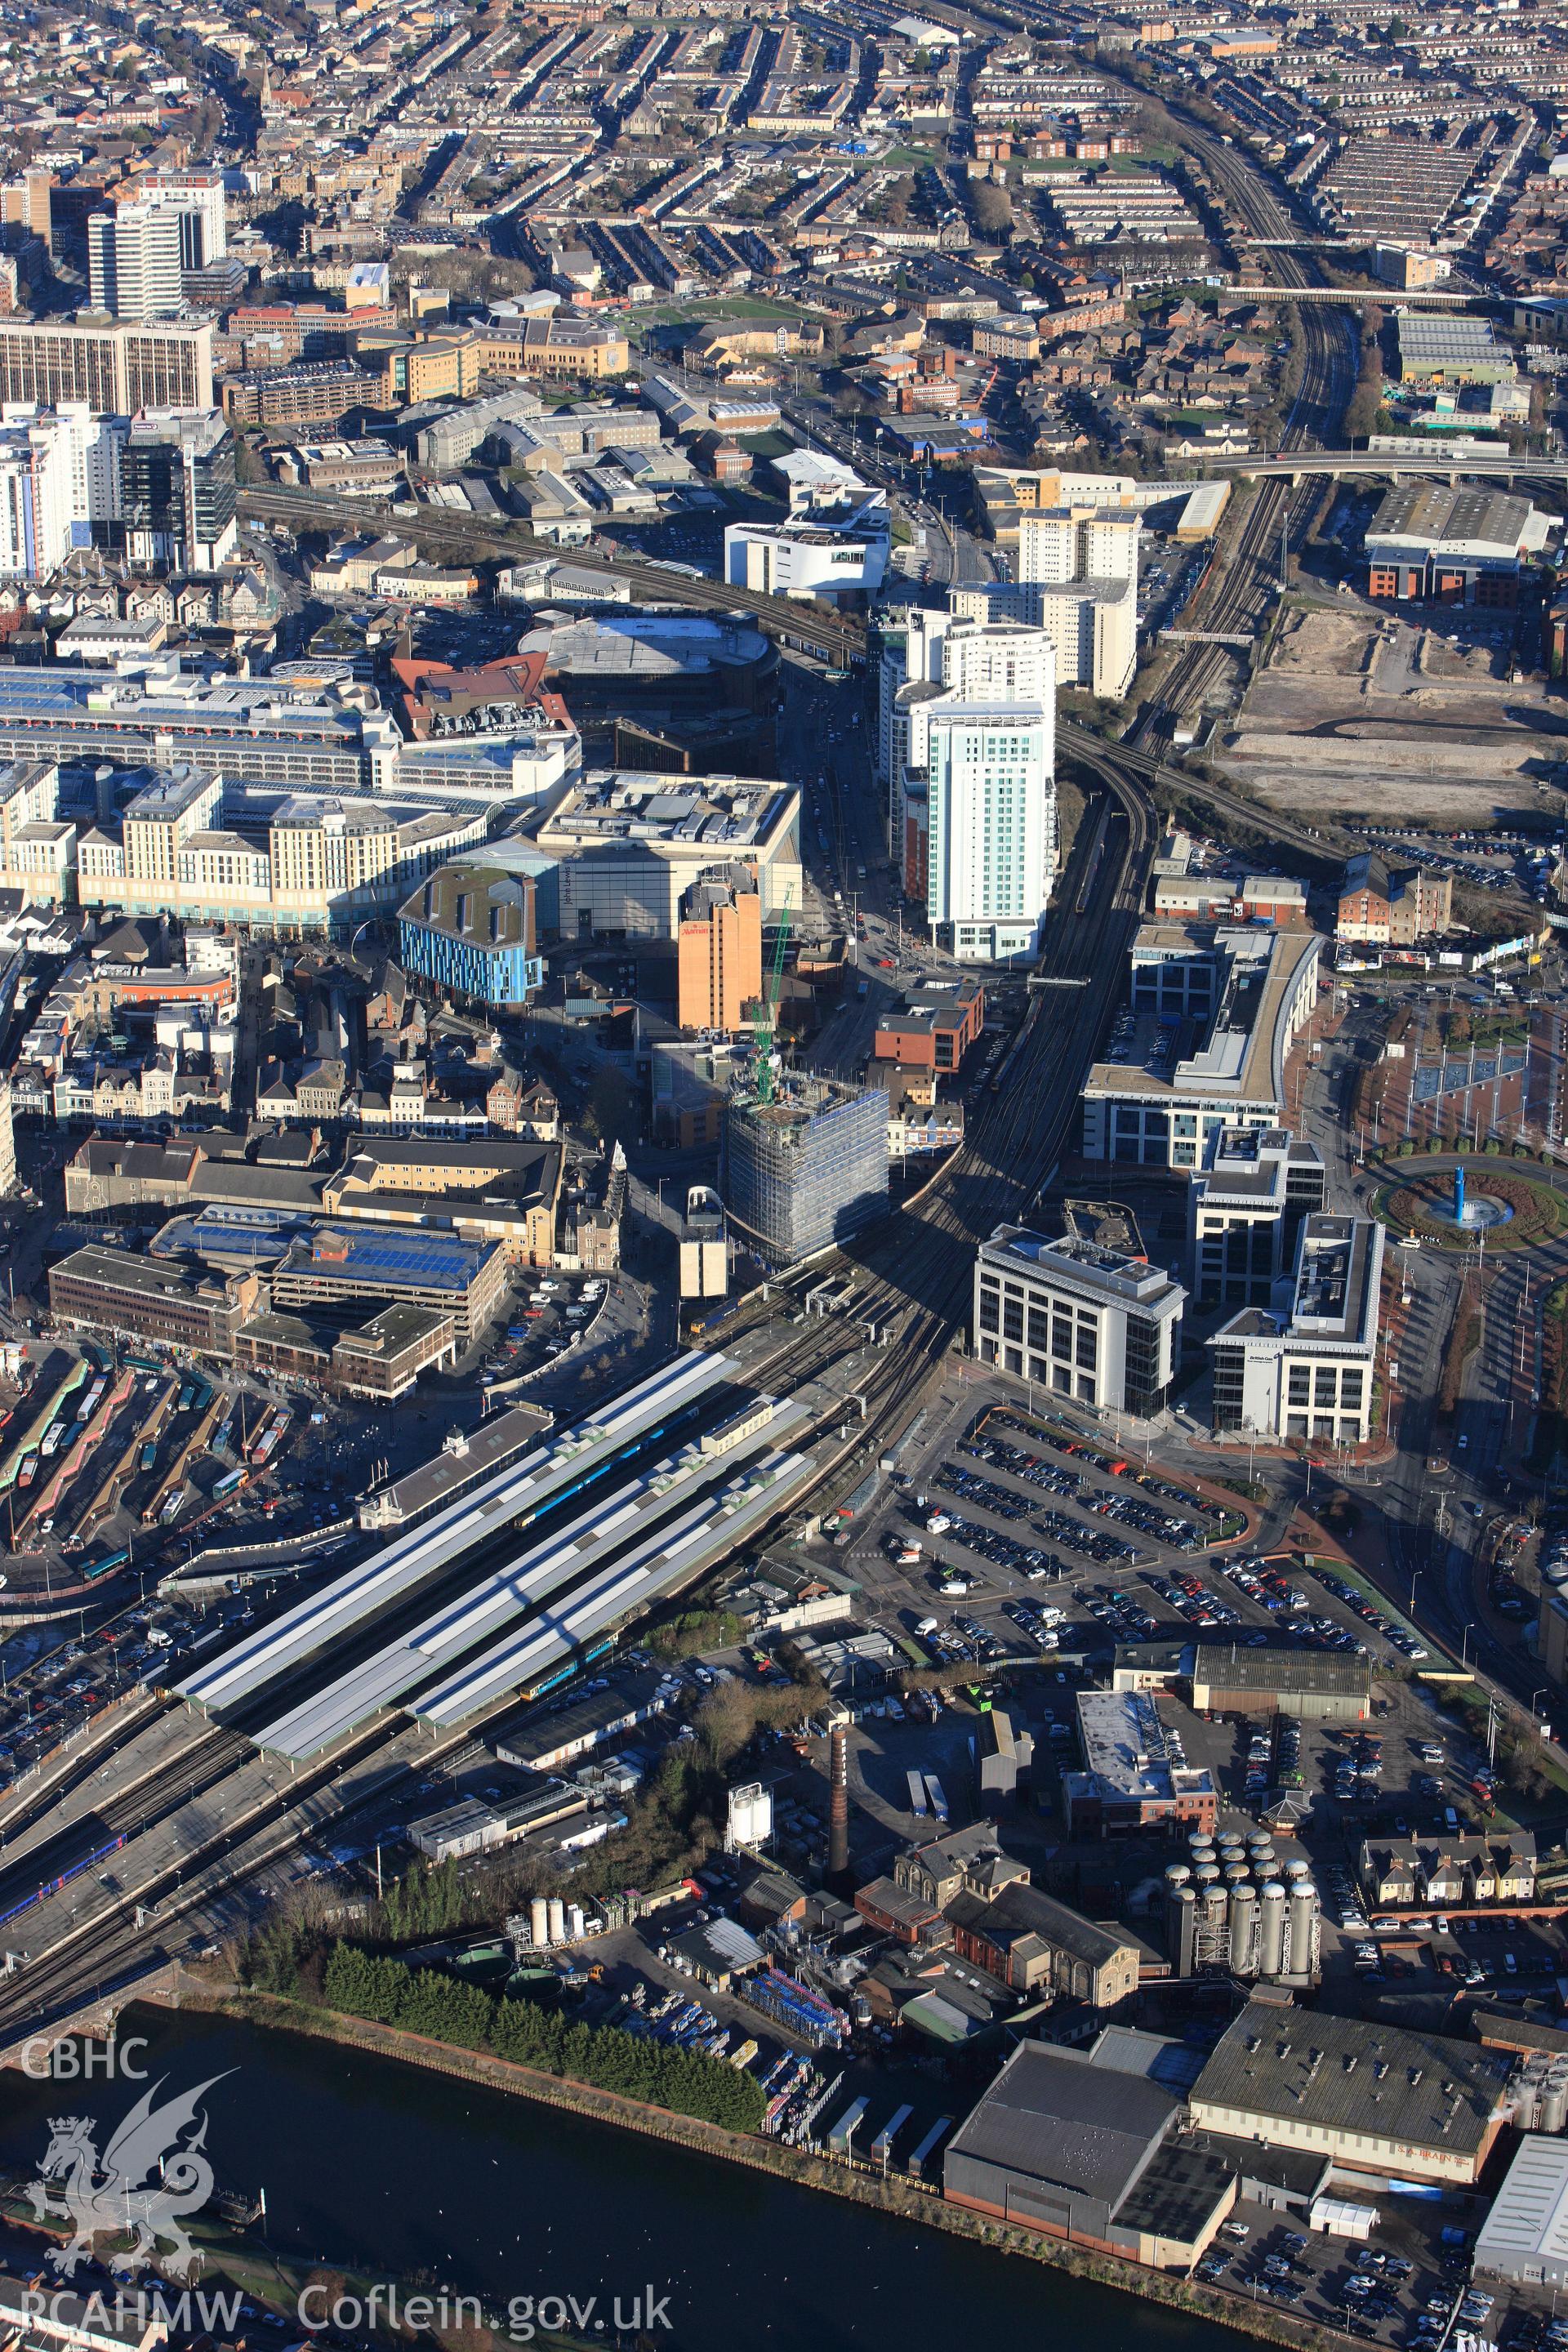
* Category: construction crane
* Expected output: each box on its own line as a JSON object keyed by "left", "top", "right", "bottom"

{"left": 753, "top": 886, "right": 794, "bottom": 1107}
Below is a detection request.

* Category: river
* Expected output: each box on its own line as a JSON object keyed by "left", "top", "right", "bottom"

{"left": 0, "top": 2007, "right": 1247, "bottom": 2352}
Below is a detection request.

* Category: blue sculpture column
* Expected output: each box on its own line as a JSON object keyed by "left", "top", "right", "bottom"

{"left": 1454, "top": 1163, "right": 1466, "bottom": 1226}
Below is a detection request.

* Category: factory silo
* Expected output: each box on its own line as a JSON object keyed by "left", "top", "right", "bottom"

{"left": 1228, "top": 1882, "right": 1259, "bottom": 1977}
{"left": 1287, "top": 1878, "right": 1320, "bottom": 1981}
{"left": 1259, "top": 1881, "right": 1288, "bottom": 1978}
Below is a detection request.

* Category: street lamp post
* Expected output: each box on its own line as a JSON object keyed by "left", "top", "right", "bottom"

{"left": 1461, "top": 1622, "right": 1477, "bottom": 1671}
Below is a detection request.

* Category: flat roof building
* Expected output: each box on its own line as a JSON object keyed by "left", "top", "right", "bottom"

{"left": 974, "top": 1220, "right": 1185, "bottom": 1417}
{"left": 676, "top": 867, "right": 762, "bottom": 1037}
{"left": 267, "top": 1223, "right": 507, "bottom": 1347}
{"left": 1083, "top": 925, "right": 1321, "bottom": 1172}
{"left": 1474, "top": 2136, "right": 1568, "bottom": 2287}
{"left": 1063, "top": 1688, "right": 1218, "bottom": 1839}
{"left": 234, "top": 1301, "right": 458, "bottom": 1398}
{"left": 1209, "top": 1213, "right": 1384, "bottom": 1446}
{"left": 0, "top": 315, "right": 213, "bottom": 411}
{"left": 49, "top": 1244, "right": 259, "bottom": 1358}
{"left": 1188, "top": 1125, "right": 1325, "bottom": 1309}
{"left": 0, "top": 662, "right": 576, "bottom": 817}
{"left": 725, "top": 499, "right": 890, "bottom": 604}
{"left": 945, "top": 2038, "right": 1234, "bottom": 2269}
{"left": 513, "top": 768, "right": 800, "bottom": 942}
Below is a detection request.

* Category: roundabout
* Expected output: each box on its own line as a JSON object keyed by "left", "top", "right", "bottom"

{"left": 1375, "top": 1162, "right": 1566, "bottom": 1253}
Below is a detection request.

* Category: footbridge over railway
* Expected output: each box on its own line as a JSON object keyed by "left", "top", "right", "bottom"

{"left": 1186, "top": 448, "right": 1568, "bottom": 485}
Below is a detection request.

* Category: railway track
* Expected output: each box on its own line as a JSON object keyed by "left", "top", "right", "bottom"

{"left": 0, "top": 754, "right": 1154, "bottom": 2043}
{"left": 238, "top": 485, "right": 869, "bottom": 666}
{"left": 0, "top": 82, "right": 1276, "bottom": 2030}
{"left": 1138, "top": 129, "right": 1357, "bottom": 740}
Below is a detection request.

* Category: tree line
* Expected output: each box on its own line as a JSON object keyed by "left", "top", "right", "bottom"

{"left": 243, "top": 1927, "right": 767, "bottom": 2136}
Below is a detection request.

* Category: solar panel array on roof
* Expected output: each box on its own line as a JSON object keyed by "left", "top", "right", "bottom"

{"left": 300, "top": 1227, "right": 487, "bottom": 1290}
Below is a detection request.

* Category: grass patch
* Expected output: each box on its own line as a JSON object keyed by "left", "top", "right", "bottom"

{"left": 1379, "top": 1171, "right": 1566, "bottom": 1252}
{"left": 1437, "top": 1276, "right": 1481, "bottom": 1419}
{"left": 624, "top": 296, "right": 812, "bottom": 336}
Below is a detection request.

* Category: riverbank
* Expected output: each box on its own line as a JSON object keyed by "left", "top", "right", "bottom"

{"left": 161, "top": 1985, "right": 1339, "bottom": 2352}
{"left": 0, "top": 2168, "right": 595, "bottom": 2352}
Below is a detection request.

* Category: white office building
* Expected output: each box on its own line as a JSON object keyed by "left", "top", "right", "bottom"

{"left": 53, "top": 401, "right": 125, "bottom": 534}
{"left": 137, "top": 168, "right": 228, "bottom": 267}
{"left": 1188, "top": 1125, "right": 1326, "bottom": 1307}
{"left": 912, "top": 680, "right": 1056, "bottom": 964}
{"left": 1083, "top": 925, "right": 1322, "bottom": 1171}
{"left": 724, "top": 486, "right": 889, "bottom": 603}
{"left": 0, "top": 402, "right": 124, "bottom": 578}
{"left": 0, "top": 408, "right": 77, "bottom": 577}
{"left": 974, "top": 1218, "right": 1187, "bottom": 1416}
{"left": 1208, "top": 1214, "right": 1384, "bottom": 1446}
{"left": 950, "top": 498, "right": 1141, "bottom": 700}
{"left": 88, "top": 203, "right": 183, "bottom": 323}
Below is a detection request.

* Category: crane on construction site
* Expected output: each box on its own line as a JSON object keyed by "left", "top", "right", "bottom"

{"left": 752, "top": 886, "right": 794, "bottom": 1106}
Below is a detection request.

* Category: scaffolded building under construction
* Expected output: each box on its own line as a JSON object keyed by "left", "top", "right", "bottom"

{"left": 722, "top": 1073, "right": 889, "bottom": 1265}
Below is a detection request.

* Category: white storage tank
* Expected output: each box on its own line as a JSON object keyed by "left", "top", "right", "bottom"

{"left": 728, "top": 1781, "right": 774, "bottom": 1848}
{"left": 1228, "top": 1883, "right": 1259, "bottom": 1974}
{"left": 1544, "top": 2071, "right": 1568, "bottom": 2135}
{"left": 530, "top": 1895, "right": 550, "bottom": 1949}
{"left": 548, "top": 1895, "right": 567, "bottom": 1944}
{"left": 568, "top": 1903, "right": 586, "bottom": 1941}
{"left": 1259, "top": 1881, "right": 1288, "bottom": 1977}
